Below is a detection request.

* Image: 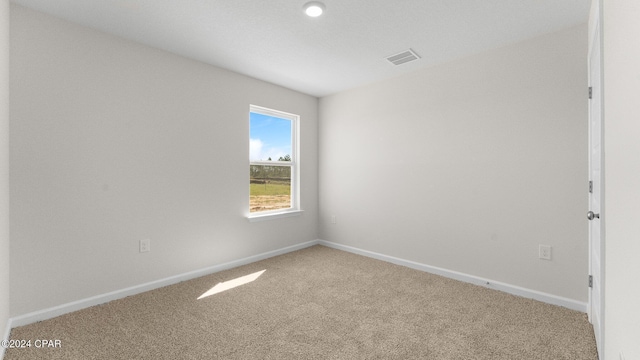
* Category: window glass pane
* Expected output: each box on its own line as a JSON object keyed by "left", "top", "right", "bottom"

{"left": 249, "top": 165, "right": 291, "bottom": 213}
{"left": 249, "top": 107, "right": 297, "bottom": 216}
{"left": 250, "top": 112, "right": 292, "bottom": 162}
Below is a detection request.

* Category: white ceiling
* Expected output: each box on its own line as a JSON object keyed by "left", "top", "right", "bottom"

{"left": 11, "top": 0, "right": 591, "bottom": 97}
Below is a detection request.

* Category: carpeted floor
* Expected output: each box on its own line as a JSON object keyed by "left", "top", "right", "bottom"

{"left": 5, "top": 245, "right": 598, "bottom": 359}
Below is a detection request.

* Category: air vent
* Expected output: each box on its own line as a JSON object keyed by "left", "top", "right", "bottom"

{"left": 386, "top": 49, "right": 421, "bottom": 66}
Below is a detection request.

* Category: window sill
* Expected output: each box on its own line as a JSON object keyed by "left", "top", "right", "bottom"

{"left": 247, "top": 209, "right": 304, "bottom": 223}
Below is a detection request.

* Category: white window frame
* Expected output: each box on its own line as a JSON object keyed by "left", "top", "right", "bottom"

{"left": 247, "top": 105, "right": 302, "bottom": 222}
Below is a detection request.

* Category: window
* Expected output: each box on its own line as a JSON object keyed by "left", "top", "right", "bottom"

{"left": 248, "top": 105, "right": 300, "bottom": 220}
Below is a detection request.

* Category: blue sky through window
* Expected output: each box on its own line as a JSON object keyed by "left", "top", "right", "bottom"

{"left": 250, "top": 112, "right": 292, "bottom": 161}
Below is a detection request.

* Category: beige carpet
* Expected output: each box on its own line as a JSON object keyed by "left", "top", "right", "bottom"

{"left": 5, "top": 245, "right": 597, "bottom": 359}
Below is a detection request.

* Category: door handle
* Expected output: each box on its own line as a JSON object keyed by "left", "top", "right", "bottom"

{"left": 587, "top": 211, "right": 600, "bottom": 220}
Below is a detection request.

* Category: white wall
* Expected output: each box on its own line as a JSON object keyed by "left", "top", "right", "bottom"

{"left": 9, "top": 5, "right": 318, "bottom": 316}
{"left": 319, "top": 25, "right": 588, "bottom": 303}
{"left": 0, "top": 0, "right": 10, "bottom": 353}
{"left": 602, "top": 1, "right": 640, "bottom": 358}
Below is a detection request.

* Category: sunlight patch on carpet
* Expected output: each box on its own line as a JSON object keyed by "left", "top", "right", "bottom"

{"left": 197, "top": 270, "right": 266, "bottom": 300}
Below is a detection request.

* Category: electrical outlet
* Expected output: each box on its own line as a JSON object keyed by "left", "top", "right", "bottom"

{"left": 140, "top": 239, "right": 150, "bottom": 253}
{"left": 539, "top": 244, "right": 551, "bottom": 260}
{"left": 331, "top": 215, "right": 336, "bottom": 224}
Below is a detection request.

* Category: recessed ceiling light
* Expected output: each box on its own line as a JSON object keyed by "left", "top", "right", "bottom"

{"left": 303, "top": 1, "right": 325, "bottom": 17}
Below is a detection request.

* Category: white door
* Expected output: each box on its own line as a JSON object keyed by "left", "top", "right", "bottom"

{"left": 587, "top": 4, "right": 603, "bottom": 358}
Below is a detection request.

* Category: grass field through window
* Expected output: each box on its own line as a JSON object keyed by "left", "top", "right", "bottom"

{"left": 249, "top": 180, "right": 291, "bottom": 213}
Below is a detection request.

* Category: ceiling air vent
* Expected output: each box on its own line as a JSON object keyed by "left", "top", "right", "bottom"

{"left": 386, "top": 49, "right": 421, "bottom": 66}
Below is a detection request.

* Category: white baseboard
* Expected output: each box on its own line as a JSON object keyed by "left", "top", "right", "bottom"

{"left": 8, "top": 238, "right": 586, "bottom": 332}
{"left": 318, "top": 240, "right": 587, "bottom": 313}
{"left": 10, "top": 240, "right": 320, "bottom": 328}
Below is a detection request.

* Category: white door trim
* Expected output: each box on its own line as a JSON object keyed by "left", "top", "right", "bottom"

{"left": 587, "top": 0, "right": 604, "bottom": 358}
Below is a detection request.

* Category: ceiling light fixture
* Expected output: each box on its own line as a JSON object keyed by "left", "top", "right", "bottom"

{"left": 303, "top": 1, "right": 325, "bottom": 17}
